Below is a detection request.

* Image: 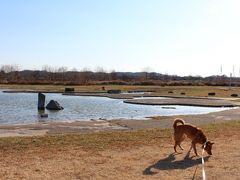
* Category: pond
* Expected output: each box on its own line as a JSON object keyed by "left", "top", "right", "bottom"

{"left": 0, "top": 91, "right": 233, "bottom": 124}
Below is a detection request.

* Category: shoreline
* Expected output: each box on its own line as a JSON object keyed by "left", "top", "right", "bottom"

{"left": 0, "top": 107, "right": 240, "bottom": 137}
{"left": 1, "top": 89, "right": 240, "bottom": 137}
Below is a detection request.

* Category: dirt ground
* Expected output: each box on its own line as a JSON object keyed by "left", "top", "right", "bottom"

{"left": 0, "top": 124, "right": 239, "bottom": 180}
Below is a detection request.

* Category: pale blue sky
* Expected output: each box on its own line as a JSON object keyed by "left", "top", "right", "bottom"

{"left": 0, "top": 0, "right": 240, "bottom": 76}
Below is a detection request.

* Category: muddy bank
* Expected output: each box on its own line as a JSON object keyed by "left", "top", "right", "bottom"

{"left": 0, "top": 120, "right": 127, "bottom": 137}
{"left": 124, "top": 97, "right": 239, "bottom": 107}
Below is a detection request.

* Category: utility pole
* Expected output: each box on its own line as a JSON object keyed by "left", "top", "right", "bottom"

{"left": 229, "top": 73, "right": 232, "bottom": 90}
{"left": 232, "top": 66, "right": 235, "bottom": 77}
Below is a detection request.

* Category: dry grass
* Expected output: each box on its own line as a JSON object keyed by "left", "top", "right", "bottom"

{"left": 0, "top": 128, "right": 171, "bottom": 152}
{"left": 0, "top": 121, "right": 239, "bottom": 152}
{"left": 0, "top": 121, "right": 240, "bottom": 179}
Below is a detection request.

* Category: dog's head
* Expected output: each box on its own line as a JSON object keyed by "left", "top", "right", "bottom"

{"left": 203, "top": 141, "right": 214, "bottom": 155}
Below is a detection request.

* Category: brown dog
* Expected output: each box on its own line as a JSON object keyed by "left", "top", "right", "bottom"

{"left": 173, "top": 118, "right": 214, "bottom": 156}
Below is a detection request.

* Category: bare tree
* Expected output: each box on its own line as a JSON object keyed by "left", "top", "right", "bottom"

{"left": 1, "top": 64, "right": 19, "bottom": 73}
{"left": 57, "top": 66, "right": 68, "bottom": 82}
{"left": 79, "top": 68, "right": 92, "bottom": 84}
{"left": 109, "top": 69, "right": 117, "bottom": 81}
{"left": 95, "top": 66, "right": 107, "bottom": 81}
{"left": 141, "top": 67, "right": 153, "bottom": 81}
{"left": 0, "top": 69, "right": 5, "bottom": 82}
{"left": 42, "top": 65, "right": 55, "bottom": 81}
{"left": 0, "top": 64, "right": 19, "bottom": 81}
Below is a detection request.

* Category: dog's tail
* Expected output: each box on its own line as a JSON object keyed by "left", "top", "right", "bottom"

{"left": 173, "top": 118, "right": 185, "bottom": 129}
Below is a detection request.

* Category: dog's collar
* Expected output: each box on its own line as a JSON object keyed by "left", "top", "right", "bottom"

{"left": 203, "top": 140, "right": 208, "bottom": 148}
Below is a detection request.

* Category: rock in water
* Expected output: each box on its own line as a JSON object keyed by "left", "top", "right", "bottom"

{"left": 38, "top": 93, "right": 46, "bottom": 110}
{"left": 46, "top": 100, "right": 64, "bottom": 110}
{"left": 40, "top": 113, "right": 48, "bottom": 118}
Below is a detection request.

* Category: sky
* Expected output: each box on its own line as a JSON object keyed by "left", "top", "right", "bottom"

{"left": 0, "top": 0, "right": 240, "bottom": 77}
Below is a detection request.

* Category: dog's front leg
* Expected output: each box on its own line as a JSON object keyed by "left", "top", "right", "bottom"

{"left": 188, "top": 144, "right": 193, "bottom": 153}
{"left": 192, "top": 143, "right": 198, "bottom": 156}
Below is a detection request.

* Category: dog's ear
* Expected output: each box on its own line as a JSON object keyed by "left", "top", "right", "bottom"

{"left": 210, "top": 142, "right": 215, "bottom": 145}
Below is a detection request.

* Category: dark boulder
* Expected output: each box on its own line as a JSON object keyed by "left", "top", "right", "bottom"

{"left": 107, "top": 89, "right": 121, "bottom": 94}
{"left": 208, "top": 92, "right": 216, "bottom": 96}
{"left": 46, "top": 100, "right": 64, "bottom": 110}
{"left": 39, "top": 113, "right": 48, "bottom": 118}
{"left": 65, "top": 88, "right": 74, "bottom": 93}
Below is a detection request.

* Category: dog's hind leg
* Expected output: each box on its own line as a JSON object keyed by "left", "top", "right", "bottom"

{"left": 174, "top": 139, "right": 181, "bottom": 152}
{"left": 174, "top": 136, "right": 185, "bottom": 152}
{"left": 174, "top": 141, "right": 184, "bottom": 153}
{"left": 174, "top": 142, "right": 178, "bottom": 153}
{"left": 178, "top": 134, "right": 185, "bottom": 150}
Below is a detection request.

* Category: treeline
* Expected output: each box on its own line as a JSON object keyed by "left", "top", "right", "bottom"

{"left": 0, "top": 65, "right": 239, "bottom": 86}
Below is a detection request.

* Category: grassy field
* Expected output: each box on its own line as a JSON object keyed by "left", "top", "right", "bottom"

{"left": 1, "top": 84, "right": 240, "bottom": 98}
{"left": 0, "top": 120, "right": 240, "bottom": 179}
{"left": 0, "top": 120, "right": 239, "bottom": 152}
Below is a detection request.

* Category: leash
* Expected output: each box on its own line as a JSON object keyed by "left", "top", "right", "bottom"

{"left": 192, "top": 141, "right": 207, "bottom": 180}
{"left": 201, "top": 141, "right": 207, "bottom": 180}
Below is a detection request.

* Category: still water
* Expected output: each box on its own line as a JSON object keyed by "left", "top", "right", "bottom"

{"left": 0, "top": 91, "right": 232, "bottom": 124}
